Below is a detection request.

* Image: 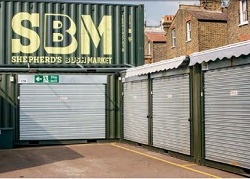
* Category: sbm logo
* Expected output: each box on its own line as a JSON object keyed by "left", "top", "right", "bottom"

{"left": 12, "top": 12, "right": 112, "bottom": 55}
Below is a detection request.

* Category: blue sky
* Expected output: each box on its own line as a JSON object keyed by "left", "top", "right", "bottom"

{"left": 84, "top": 0, "right": 200, "bottom": 26}
{"left": 50, "top": 0, "right": 229, "bottom": 26}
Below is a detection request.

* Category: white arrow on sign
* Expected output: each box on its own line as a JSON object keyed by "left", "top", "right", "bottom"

{"left": 36, "top": 76, "right": 42, "bottom": 81}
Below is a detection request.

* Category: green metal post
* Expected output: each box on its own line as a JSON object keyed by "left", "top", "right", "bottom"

{"left": 116, "top": 75, "right": 122, "bottom": 139}
{"left": 192, "top": 64, "right": 202, "bottom": 164}
{"left": 148, "top": 74, "right": 153, "bottom": 146}
{"left": 106, "top": 76, "right": 111, "bottom": 139}
{"left": 108, "top": 75, "right": 116, "bottom": 139}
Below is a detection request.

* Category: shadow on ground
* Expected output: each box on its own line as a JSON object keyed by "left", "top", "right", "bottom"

{"left": 0, "top": 146, "right": 84, "bottom": 174}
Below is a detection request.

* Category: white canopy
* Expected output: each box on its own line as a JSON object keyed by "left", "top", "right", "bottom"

{"left": 125, "top": 56, "right": 186, "bottom": 78}
{"left": 189, "top": 40, "right": 250, "bottom": 66}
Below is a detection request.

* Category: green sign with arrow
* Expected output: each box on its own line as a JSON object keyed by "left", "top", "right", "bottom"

{"left": 34, "top": 75, "right": 59, "bottom": 83}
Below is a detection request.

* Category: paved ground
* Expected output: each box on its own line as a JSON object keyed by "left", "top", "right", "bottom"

{"left": 0, "top": 143, "right": 244, "bottom": 178}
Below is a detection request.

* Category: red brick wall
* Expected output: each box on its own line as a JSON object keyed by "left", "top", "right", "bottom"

{"left": 227, "top": 0, "right": 250, "bottom": 43}
{"left": 153, "top": 43, "right": 167, "bottom": 62}
{"left": 166, "top": 9, "right": 228, "bottom": 59}
{"left": 144, "top": 34, "right": 166, "bottom": 63}
{"left": 166, "top": 9, "right": 199, "bottom": 59}
{"left": 199, "top": 21, "right": 228, "bottom": 51}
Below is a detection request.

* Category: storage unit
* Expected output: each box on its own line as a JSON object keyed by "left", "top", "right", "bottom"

{"left": 189, "top": 40, "right": 250, "bottom": 170}
{"left": 124, "top": 56, "right": 191, "bottom": 151}
{"left": 18, "top": 74, "right": 107, "bottom": 140}
{"left": 152, "top": 74, "right": 190, "bottom": 155}
{"left": 123, "top": 77, "right": 148, "bottom": 144}
{"left": 203, "top": 65, "right": 250, "bottom": 170}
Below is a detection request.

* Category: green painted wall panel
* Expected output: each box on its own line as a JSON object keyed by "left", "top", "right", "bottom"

{"left": 0, "top": 74, "right": 18, "bottom": 138}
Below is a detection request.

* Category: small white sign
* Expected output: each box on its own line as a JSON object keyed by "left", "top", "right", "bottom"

{"left": 202, "top": 62, "right": 209, "bottom": 71}
{"left": 60, "top": 96, "right": 68, "bottom": 100}
{"left": 10, "top": 76, "right": 14, "bottom": 82}
{"left": 167, "top": 94, "right": 172, "bottom": 99}
{"left": 230, "top": 90, "right": 238, "bottom": 96}
{"left": 20, "top": 79, "right": 28, "bottom": 83}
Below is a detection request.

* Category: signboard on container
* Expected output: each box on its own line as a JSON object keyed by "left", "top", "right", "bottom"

{"left": 0, "top": 1, "right": 144, "bottom": 67}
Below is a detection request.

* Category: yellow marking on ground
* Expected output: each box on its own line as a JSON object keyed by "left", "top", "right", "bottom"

{"left": 111, "top": 143, "right": 221, "bottom": 178}
{"left": 181, "top": 163, "right": 197, "bottom": 167}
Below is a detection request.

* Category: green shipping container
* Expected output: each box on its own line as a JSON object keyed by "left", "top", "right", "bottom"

{"left": 0, "top": 0, "right": 144, "bottom": 67}
{"left": 0, "top": 0, "right": 144, "bottom": 145}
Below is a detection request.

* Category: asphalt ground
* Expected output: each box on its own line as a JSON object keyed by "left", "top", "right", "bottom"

{"left": 0, "top": 143, "right": 244, "bottom": 178}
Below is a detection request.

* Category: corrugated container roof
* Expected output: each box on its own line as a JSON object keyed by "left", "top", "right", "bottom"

{"left": 185, "top": 9, "right": 227, "bottom": 21}
{"left": 145, "top": 32, "right": 166, "bottom": 42}
{"left": 10, "top": 0, "right": 142, "bottom": 6}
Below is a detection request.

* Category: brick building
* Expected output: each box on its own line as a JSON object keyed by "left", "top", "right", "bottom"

{"left": 144, "top": 31, "right": 167, "bottom": 63}
{"left": 166, "top": 1, "right": 228, "bottom": 59}
{"left": 227, "top": 0, "right": 250, "bottom": 43}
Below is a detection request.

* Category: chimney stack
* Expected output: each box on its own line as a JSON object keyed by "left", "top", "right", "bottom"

{"left": 162, "top": 15, "right": 174, "bottom": 33}
{"left": 200, "top": 0, "right": 222, "bottom": 11}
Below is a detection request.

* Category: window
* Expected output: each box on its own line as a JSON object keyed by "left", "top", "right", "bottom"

{"left": 172, "top": 29, "right": 176, "bottom": 47}
{"left": 240, "top": 0, "right": 248, "bottom": 25}
{"left": 186, "top": 21, "right": 191, "bottom": 41}
{"left": 148, "top": 42, "right": 151, "bottom": 55}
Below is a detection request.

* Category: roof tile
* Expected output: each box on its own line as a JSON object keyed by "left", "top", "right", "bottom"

{"left": 185, "top": 9, "right": 227, "bottom": 21}
{"left": 145, "top": 32, "right": 166, "bottom": 42}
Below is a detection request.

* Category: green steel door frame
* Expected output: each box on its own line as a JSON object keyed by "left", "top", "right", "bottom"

{"left": 191, "top": 64, "right": 202, "bottom": 164}
{"left": 189, "top": 69, "right": 194, "bottom": 158}
{"left": 148, "top": 73, "right": 153, "bottom": 146}
{"left": 115, "top": 74, "right": 123, "bottom": 139}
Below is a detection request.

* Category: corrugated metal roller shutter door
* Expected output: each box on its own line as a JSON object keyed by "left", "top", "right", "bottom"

{"left": 123, "top": 80, "right": 148, "bottom": 144}
{"left": 20, "top": 84, "right": 106, "bottom": 140}
{"left": 204, "top": 65, "right": 250, "bottom": 170}
{"left": 153, "top": 74, "right": 190, "bottom": 155}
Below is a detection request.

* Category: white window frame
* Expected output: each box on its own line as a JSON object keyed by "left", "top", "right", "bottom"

{"left": 172, "top": 29, "right": 176, "bottom": 47}
{"left": 239, "top": 0, "right": 248, "bottom": 26}
{"left": 186, "top": 21, "right": 191, "bottom": 42}
{"left": 148, "top": 41, "right": 151, "bottom": 55}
